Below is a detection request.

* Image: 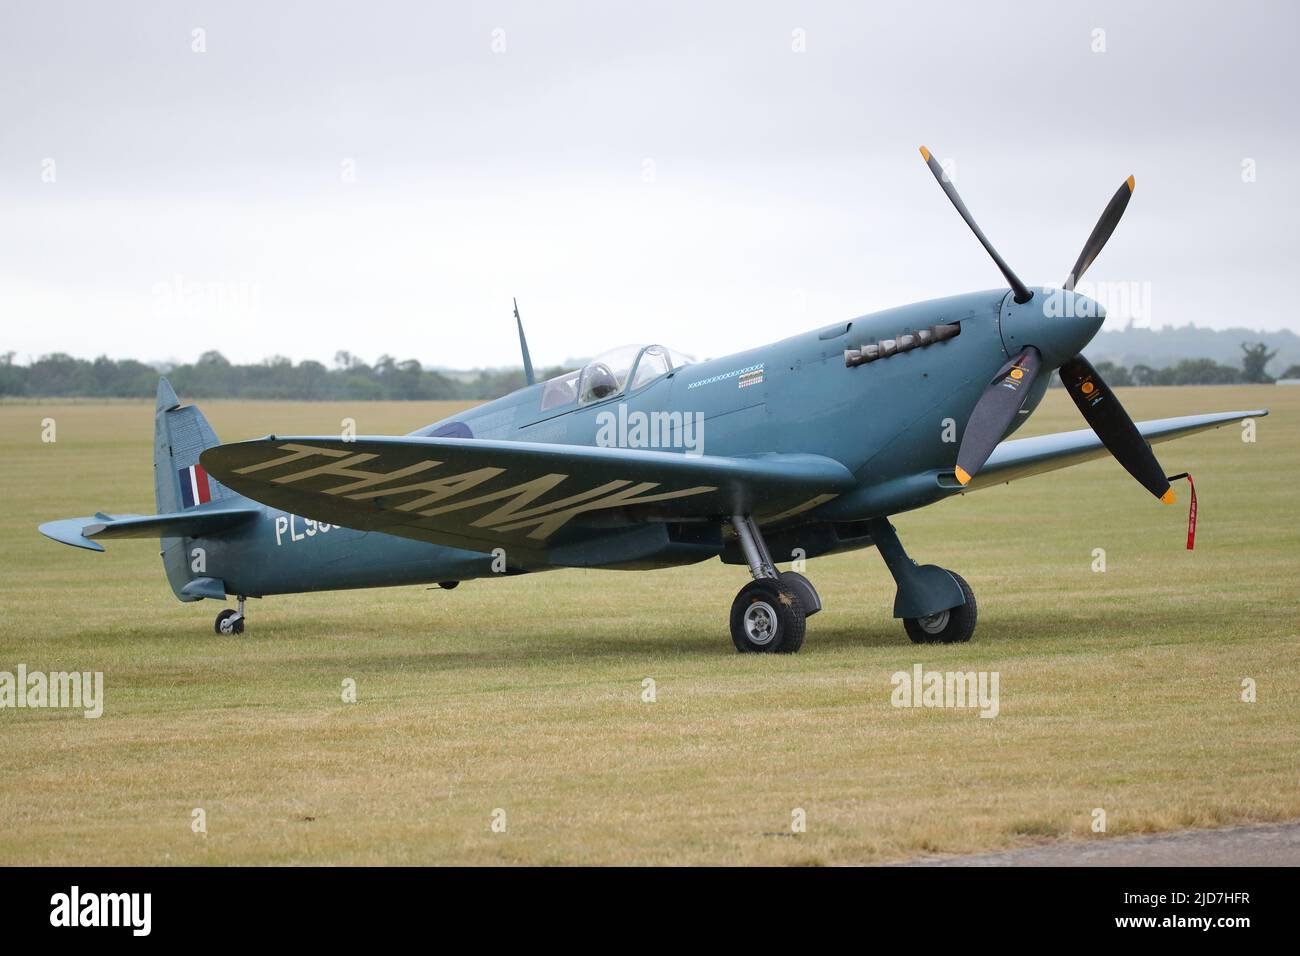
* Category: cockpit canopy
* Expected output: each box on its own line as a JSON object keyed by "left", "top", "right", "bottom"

{"left": 540, "top": 344, "right": 693, "bottom": 411}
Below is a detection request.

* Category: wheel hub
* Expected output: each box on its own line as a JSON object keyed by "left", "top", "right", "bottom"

{"left": 916, "top": 609, "right": 950, "bottom": 634}
{"left": 743, "top": 601, "right": 778, "bottom": 645}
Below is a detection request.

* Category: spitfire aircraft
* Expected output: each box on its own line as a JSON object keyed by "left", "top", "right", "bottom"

{"left": 41, "top": 148, "right": 1266, "bottom": 652}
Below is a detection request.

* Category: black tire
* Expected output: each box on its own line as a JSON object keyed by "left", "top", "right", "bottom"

{"left": 903, "top": 571, "right": 976, "bottom": 644}
{"left": 214, "top": 608, "right": 244, "bottom": 636}
{"left": 730, "top": 579, "right": 806, "bottom": 654}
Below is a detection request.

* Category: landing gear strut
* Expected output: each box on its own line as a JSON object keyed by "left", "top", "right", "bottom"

{"left": 728, "top": 515, "right": 811, "bottom": 654}
{"left": 214, "top": 595, "right": 246, "bottom": 635}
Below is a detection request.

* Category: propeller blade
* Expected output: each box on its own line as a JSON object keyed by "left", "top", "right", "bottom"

{"left": 919, "top": 146, "right": 1033, "bottom": 304}
{"left": 954, "top": 347, "right": 1043, "bottom": 485}
{"left": 1059, "top": 354, "right": 1175, "bottom": 503}
{"left": 1064, "top": 176, "right": 1135, "bottom": 291}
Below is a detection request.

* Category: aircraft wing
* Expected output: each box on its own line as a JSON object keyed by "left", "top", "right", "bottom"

{"left": 201, "top": 437, "right": 856, "bottom": 565}
{"left": 968, "top": 409, "right": 1268, "bottom": 489}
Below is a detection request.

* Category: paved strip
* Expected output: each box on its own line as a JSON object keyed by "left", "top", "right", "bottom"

{"left": 901, "top": 821, "right": 1300, "bottom": 866}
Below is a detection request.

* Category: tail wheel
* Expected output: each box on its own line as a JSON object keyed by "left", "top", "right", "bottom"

{"left": 730, "top": 579, "right": 806, "bottom": 654}
{"left": 214, "top": 608, "right": 244, "bottom": 635}
{"left": 903, "top": 571, "right": 976, "bottom": 644}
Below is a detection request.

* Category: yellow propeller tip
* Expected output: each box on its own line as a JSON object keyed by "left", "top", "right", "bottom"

{"left": 919, "top": 146, "right": 931, "bottom": 161}
{"left": 1126, "top": 175, "right": 1135, "bottom": 192}
{"left": 954, "top": 466, "right": 971, "bottom": 486}
{"left": 1160, "top": 488, "right": 1177, "bottom": 505}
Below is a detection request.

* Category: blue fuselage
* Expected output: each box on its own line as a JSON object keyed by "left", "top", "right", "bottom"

{"left": 204, "top": 287, "right": 1103, "bottom": 598}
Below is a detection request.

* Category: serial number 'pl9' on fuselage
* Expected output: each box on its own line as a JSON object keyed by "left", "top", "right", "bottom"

{"left": 40, "top": 148, "right": 1267, "bottom": 652}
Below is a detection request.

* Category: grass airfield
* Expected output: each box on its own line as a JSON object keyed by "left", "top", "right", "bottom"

{"left": 0, "top": 385, "right": 1296, "bottom": 866}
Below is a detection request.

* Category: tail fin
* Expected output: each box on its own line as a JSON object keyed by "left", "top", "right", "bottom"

{"left": 37, "top": 380, "right": 245, "bottom": 603}
{"left": 153, "top": 378, "right": 236, "bottom": 601}
{"left": 153, "top": 377, "right": 232, "bottom": 513}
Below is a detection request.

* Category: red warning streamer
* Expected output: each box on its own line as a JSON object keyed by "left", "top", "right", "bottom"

{"left": 1167, "top": 473, "right": 1197, "bottom": 550}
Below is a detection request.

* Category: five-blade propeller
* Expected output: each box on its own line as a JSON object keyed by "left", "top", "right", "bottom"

{"left": 921, "top": 147, "right": 1175, "bottom": 503}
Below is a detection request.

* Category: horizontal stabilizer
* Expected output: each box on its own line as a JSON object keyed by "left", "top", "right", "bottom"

{"left": 39, "top": 506, "right": 260, "bottom": 552}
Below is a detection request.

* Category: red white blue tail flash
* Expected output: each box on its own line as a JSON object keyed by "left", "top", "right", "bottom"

{"left": 178, "top": 464, "right": 212, "bottom": 508}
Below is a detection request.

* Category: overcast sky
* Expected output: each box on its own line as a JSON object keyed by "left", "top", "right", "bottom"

{"left": 2, "top": 0, "right": 1296, "bottom": 369}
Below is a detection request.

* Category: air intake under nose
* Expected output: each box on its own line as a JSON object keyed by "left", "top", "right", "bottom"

{"left": 845, "top": 322, "right": 960, "bottom": 367}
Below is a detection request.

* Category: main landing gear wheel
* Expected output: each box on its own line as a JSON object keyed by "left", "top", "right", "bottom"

{"left": 730, "top": 579, "right": 806, "bottom": 654}
{"left": 903, "top": 571, "right": 976, "bottom": 645}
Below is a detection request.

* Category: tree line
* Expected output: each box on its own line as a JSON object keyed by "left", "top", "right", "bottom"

{"left": 1078, "top": 343, "right": 1294, "bottom": 388}
{"left": 1, "top": 342, "right": 1293, "bottom": 401}
{"left": 0, "top": 350, "right": 569, "bottom": 401}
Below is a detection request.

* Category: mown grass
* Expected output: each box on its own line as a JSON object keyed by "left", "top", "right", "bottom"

{"left": 0, "top": 386, "right": 1295, "bottom": 865}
